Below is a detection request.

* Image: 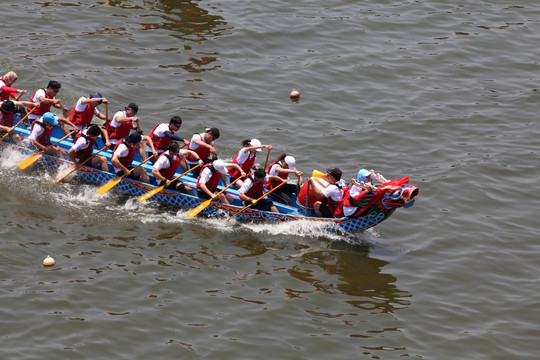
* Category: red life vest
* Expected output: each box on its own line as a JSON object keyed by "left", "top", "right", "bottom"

{"left": 31, "top": 120, "right": 54, "bottom": 146}
{"left": 70, "top": 102, "right": 95, "bottom": 127}
{"left": 244, "top": 175, "right": 266, "bottom": 199}
{"left": 27, "top": 88, "right": 53, "bottom": 116}
{"left": 113, "top": 139, "right": 137, "bottom": 168}
{"left": 265, "top": 160, "right": 289, "bottom": 189}
{"left": 0, "top": 108, "right": 14, "bottom": 127}
{"left": 326, "top": 184, "right": 345, "bottom": 218}
{"left": 185, "top": 133, "right": 210, "bottom": 162}
{"left": 73, "top": 130, "right": 97, "bottom": 159}
{"left": 158, "top": 152, "right": 181, "bottom": 179}
{"left": 0, "top": 77, "right": 17, "bottom": 101}
{"left": 106, "top": 114, "right": 132, "bottom": 141}
{"left": 228, "top": 148, "right": 255, "bottom": 178}
{"left": 148, "top": 122, "right": 173, "bottom": 151}
{"left": 342, "top": 185, "right": 374, "bottom": 217}
{"left": 196, "top": 163, "right": 221, "bottom": 191}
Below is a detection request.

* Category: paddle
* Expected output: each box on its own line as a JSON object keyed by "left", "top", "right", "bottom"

{"left": 225, "top": 181, "right": 286, "bottom": 222}
{"left": 264, "top": 147, "right": 271, "bottom": 170}
{"left": 53, "top": 145, "right": 108, "bottom": 183}
{"left": 0, "top": 105, "right": 37, "bottom": 142}
{"left": 312, "top": 169, "right": 326, "bottom": 178}
{"left": 305, "top": 181, "right": 310, "bottom": 215}
{"left": 138, "top": 163, "right": 201, "bottom": 203}
{"left": 186, "top": 176, "right": 243, "bottom": 218}
{"left": 62, "top": 106, "right": 70, "bottom": 119}
{"left": 17, "top": 130, "right": 77, "bottom": 170}
{"left": 96, "top": 154, "right": 156, "bottom": 195}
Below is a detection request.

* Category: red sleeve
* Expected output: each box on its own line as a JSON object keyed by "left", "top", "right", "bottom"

{"left": 0, "top": 84, "right": 18, "bottom": 98}
{"left": 352, "top": 190, "right": 368, "bottom": 201}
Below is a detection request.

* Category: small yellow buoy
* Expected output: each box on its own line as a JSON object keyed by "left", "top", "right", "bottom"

{"left": 43, "top": 255, "right": 55, "bottom": 267}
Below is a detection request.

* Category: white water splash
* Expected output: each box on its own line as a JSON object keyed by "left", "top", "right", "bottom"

{"left": 0, "top": 147, "right": 30, "bottom": 169}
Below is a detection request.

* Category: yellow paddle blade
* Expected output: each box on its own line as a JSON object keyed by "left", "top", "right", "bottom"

{"left": 138, "top": 184, "right": 166, "bottom": 202}
{"left": 312, "top": 169, "right": 326, "bottom": 178}
{"left": 96, "top": 176, "right": 124, "bottom": 195}
{"left": 186, "top": 199, "right": 212, "bottom": 218}
{"left": 17, "top": 152, "right": 43, "bottom": 170}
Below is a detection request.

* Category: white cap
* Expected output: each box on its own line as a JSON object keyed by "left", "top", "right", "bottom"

{"left": 284, "top": 155, "right": 296, "bottom": 170}
{"left": 213, "top": 159, "right": 228, "bottom": 174}
{"left": 250, "top": 138, "right": 262, "bottom": 152}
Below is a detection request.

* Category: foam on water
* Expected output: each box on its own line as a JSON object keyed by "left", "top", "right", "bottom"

{"left": 0, "top": 147, "right": 31, "bottom": 169}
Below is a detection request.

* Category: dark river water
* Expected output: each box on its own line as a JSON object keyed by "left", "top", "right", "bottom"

{"left": 1, "top": 1, "right": 539, "bottom": 359}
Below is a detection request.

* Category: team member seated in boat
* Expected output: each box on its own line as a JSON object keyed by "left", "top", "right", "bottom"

{"left": 68, "top": 93, "right": 109, "bottom": 132}
{"left": 67, "top": 124, "right": 109, "bottom": 172}
{"left": 228, "top": 138, "right": 273, "bottom": 188}
{"left": 27, "top": 80, "right": 65, "bottom": 127}
{"left": 151, "top": 141, "right": 202, "bottom": 194}
{"left": 111, "top": 132, "right": 150, "bottom": 183}
{"left": 0, "top": 71, "right": 27, "bottom": 101}
{"left": 28, "top": 112, "right": 76, "bottom": 158}
{"left": 105, "top": 102, "right": 140, "bottom": 145}
{"left": 197, "top": 159, "right": 245, "bottom": 204}
{"left": 185, "top": 127, "right": 220, "bottom": 178}
{"left": 307, "top": 167, "right": 346, "bottom": 218}
{"left": 0, "top": 100, "right": 38, "bottom": 146}
{"left": 238, "top": 168, "right": 284, "bottom": 213}
{"left": 342, "top": 169, "right": 375, "bottom": 218}
{"left": 266, "top": 153, "right": 303, "bottom": 206}
{"left": 146, "top": 116, "right": 189, "bottom": 162}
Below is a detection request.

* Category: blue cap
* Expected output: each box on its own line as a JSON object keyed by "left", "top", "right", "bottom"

{"left": 91, "top": 93, "right": 102, "bottom": 99}
{"left": 357, "top": 169, "right": 371, "bottom": 183}
{"left": 42, "top": 112, "right": 58, "bottom": 126}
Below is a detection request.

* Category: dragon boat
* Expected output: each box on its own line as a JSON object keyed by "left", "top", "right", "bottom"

{"left": 1, "top": 123, "right": 419, "bottom": 234}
